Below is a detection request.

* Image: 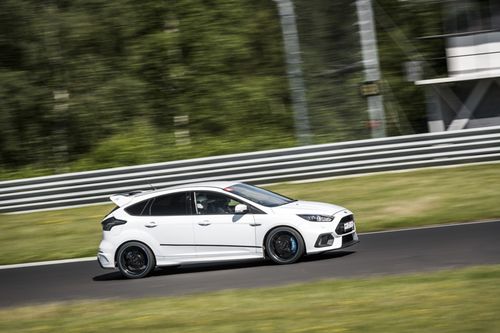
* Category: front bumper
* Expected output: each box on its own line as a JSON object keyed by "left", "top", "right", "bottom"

{"left": 340, "top": 232, "right": 359, "bottom": 248}
{"left": 304, "top": 211, "right": 358, "bottom": 254}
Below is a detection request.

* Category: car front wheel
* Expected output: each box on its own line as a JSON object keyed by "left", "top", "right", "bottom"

{"left": 265, "top": 227, "right": 304, "bottom": 264}
{"left": 116, "top": 241, "right": 156, "bottom": 279}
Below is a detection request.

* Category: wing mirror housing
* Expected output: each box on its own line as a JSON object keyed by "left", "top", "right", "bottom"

{"left": 235, "top": 204, "right": 248, "bottom": 214}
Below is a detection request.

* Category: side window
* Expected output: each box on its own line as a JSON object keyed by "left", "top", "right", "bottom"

{"left": 125, "top": 199, "right": 149, "bottom": 216}
{"left": 195, "top": 191, "right": 243, "bottom": 215}
{"left": 149, "top": 192, "right": 192, "bottom": 216}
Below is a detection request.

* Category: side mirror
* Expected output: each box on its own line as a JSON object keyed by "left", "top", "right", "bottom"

{"left": 235, "top": 204, "right": 248, "bottom": 214}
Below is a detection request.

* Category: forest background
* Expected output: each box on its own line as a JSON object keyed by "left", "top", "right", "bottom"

{"left": 0, "top": 0, "right": 445, "bottom": 179}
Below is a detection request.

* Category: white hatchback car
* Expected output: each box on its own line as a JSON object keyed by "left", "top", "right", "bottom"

{"left": 97, "top": 181, "right": 358, "bottom": 278}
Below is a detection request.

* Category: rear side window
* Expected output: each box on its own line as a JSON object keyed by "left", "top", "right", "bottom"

{"left": 125, "top": 200, "right": 149, "bottom": 216}
{"left": 149, "top": 192, "right": 192, "bottom": 216}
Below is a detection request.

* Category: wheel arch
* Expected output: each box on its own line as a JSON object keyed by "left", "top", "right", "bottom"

{"left": 262, "top": 225, "right": 306, "bottom": 257}
{"left": 114, "top": 240, "right": 156, "bottom": 267}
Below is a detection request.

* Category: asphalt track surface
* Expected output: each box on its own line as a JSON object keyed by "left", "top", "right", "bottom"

{"left": 1, "top": 220, "right": 499, "bottom": 308}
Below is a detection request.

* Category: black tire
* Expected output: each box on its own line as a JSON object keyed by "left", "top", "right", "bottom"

{"left": 265, "top": 227, "right": 304, "bottom": 264}
{"left": 116, "top": 241, "right": 156, "bottom": 279}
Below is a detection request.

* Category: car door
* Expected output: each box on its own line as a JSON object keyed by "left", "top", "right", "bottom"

{"left": 142, "top": 191, "right": 196, "bottom": 261}
{"left": 193, "top": 191, "right": 258, "bottom": 259}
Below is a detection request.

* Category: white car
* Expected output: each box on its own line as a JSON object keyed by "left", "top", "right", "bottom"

{"left": 97, "top": 181, "right": 358, "bottom": 278}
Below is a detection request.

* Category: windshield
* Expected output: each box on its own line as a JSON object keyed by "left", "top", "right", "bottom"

{"left": 224, "top": 183, "right": 295, "bottom": 207}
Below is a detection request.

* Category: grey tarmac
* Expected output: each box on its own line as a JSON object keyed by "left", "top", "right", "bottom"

{"left": 1, "top": 220, "right": 499, "bottom": 308}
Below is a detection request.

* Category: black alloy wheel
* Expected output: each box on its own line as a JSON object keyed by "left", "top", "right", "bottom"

{"left": 265, "top": 227, "right": 304, "bottom": 264}
{"left": 117, "top": 241, "right": 156, "bottom": 279}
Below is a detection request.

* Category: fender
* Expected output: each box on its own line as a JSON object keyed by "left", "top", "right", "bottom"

{"left": 113, "top": 229, "right": 162, "bottom": 259}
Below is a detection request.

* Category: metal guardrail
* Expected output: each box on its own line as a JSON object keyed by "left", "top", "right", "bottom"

{"left": 1, "top": 126, "right": 500, "bottom": 213}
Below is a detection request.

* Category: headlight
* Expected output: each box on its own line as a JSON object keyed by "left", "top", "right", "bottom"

{"left": 298, "top": 214, "right": 333, "bottom": 222}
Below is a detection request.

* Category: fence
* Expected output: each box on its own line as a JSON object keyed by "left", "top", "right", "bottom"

{"left": 1, "top": 126, "right": 500, "bottom": 213}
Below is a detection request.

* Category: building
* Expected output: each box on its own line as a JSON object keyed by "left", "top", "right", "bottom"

{"left": 416, "top": 0, "right": 500, "bottom": 132}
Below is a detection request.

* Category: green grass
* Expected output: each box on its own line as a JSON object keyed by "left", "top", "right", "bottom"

{"left": 1, "top": 265, "right": 500, "bottom": 332}
{"left": 0, "top": 205, "right": 111, "bottom": 264}
{"left": 0, "top": 163, "right": 499, "bottom": 265}
{"left": 270, "top": 163, "right": 500, "bottom": 231}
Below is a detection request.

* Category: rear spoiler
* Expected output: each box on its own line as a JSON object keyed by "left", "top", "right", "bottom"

{"left": 110, "top": 190, "right": 148, "bottom": 207}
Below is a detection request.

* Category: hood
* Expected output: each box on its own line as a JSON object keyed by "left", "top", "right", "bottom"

{"left": 273, "top": 200, "right": 346, "bottom": 216}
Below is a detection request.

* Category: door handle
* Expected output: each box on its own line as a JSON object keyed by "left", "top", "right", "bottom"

{"left": 198, "top": 221, "right": 211, "bottom": 226}
{"left": 145, "top": 221, "right": 158, "bottom": 228}
{"left": 249, "top": 223, "right": 262, "bottom": 227}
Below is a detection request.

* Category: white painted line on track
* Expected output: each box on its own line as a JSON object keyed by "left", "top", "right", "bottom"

{"left": 0, "top": 257, "right": 96, "bottom": 270}
{"left": 359, "top": 219, "right": 500, "bottom": 235}
{"left": 1, "top": 219, "right": 499, "bottom": 270}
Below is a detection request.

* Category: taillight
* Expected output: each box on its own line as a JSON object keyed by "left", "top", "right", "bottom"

{"left": 101, "top": 217, "right": 127, "bottom": 231}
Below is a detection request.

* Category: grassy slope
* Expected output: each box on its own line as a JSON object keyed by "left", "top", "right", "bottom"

{"left": 0, "top": 205, "right": 111, "bottom": 264}
{"left": 0, "top": 265, "right": 499, "bottom": 332}
{"left": 0, "top": 163, "right": 499, "bottom": 265}
{"left": 270, "top": 163, "right": 500, "bottom": 231}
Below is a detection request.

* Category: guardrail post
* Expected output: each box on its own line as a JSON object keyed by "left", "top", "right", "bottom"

{"left": 274, "top": 0, "right": 312, "bottom": 146}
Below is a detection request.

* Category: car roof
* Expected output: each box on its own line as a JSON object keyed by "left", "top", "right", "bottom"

{"left": 132, "top": 181, "right": 242, "bottom": 199}
{"left": 166, "top": 180, "right": 240, "bottom": 190}
{"left": 111, "top": 181, "right": 247, "bottom": 208}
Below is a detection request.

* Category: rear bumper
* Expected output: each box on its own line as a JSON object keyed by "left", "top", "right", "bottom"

{"left": 97, "top": 238, "right": 116, "bottom": 269}
{"left": 97, "top": 251, "right": 115, "bottom": 269}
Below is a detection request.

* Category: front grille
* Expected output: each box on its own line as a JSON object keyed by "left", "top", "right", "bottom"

{"left": 340, "top": 214, "right": 353, "bottom": 224}
{"left": 335, "top": 214, "right": 354, "bottom": 235}
{"left": 342, "top": 233, "right": 354, "bottom": 244}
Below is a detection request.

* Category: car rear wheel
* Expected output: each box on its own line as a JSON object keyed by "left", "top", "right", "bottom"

{"left": 265, "top": 227, "right": 304, "bottom": 264}
{"left": 116, "top": 241, "right": 156, "bottom": 279}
